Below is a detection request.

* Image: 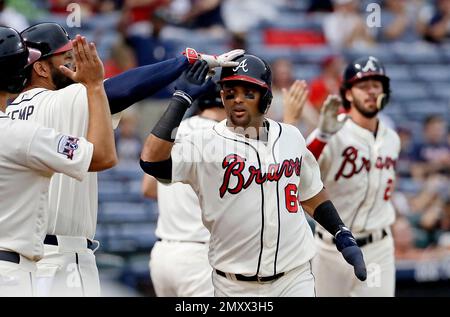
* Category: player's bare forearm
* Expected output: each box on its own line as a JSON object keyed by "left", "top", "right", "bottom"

{"left": 302, "top": 188, "right": 345, "bottom": 236}
{"left": 86, "top": 85, "right": 117, "bottom": 171}
{"left": 141, "top": 174, "right": 158, "bottom": 199}
{"left": 301, "top": 188, "right": 329, "bottom": 217}
{"left": 141, "top": 134, "right": 173, "bottom": 162}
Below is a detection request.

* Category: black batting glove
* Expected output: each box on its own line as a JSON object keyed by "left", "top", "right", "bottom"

{"left": 335, "top": 227, "right": 367, "bottom": 281}
{"left": 174, "top": 60, "right": 215, "bottom": 103}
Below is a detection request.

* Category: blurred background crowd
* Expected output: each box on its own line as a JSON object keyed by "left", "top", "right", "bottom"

{"left": 1, "top": 0, "right": 449, "bottom": 296}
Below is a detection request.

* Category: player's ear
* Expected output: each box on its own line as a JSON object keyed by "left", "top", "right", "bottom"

{"left": 220, "top": 89, "right": 226, "bottom": 105}
{"left": 32, "top": 60, "right": 50, "bottom": 79}
{"left": 345, "top": 89, "right": 353, "bottom": 105}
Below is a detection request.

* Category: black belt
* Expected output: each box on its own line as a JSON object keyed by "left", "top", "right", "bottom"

{"left": 316, "top": 229, "right": 388, "bottom": 248}
{"left": 0, "top": 250, "right": 20, "bottom": 264}
{"left": 215, "top": 269, "right": 285, "bottom": 283}
{"left": 44, "top": 235, "right": 95, "bottom": 250}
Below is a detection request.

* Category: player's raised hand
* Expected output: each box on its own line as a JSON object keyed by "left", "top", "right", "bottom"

{"left": 174, "top": 60, "right": 215, "bottom": 103}
{"left": 184, "top": 47, "right": 245, "bottom": 68}
{"left": 59, "top": 35, "right": 104, "bottom": 87}
{"left": 317, "top": 94, "right": 348, "bottom": 140}
{"left": 201, "top": 49, "right": 246, "bottom": 67}
{"left": 282, "top": 80, "right": 309, "bottom": 125}
{"left": 335, "top": 228, "right": 367, "bottom": 281}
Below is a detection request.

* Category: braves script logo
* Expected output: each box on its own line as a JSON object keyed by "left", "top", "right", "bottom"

{"left": 233, "top": 59, "right": 248, "bottom": 72}
{"left": 334, "top": 146, "right": 396, "bottom": 181}
{"left": 219, "top": 154, "right": 301, "bottom": 198}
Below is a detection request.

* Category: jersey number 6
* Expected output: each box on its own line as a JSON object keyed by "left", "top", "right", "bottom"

{"left": 285, "top": 183, "right": 298, "bottom": 213}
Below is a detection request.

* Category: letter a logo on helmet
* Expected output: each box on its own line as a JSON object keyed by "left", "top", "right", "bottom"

{"left": 362, "top": 56, "right": 377, "bottom": 72}
{"left": 232, "top": 59, "right": 248, "bottom": 72}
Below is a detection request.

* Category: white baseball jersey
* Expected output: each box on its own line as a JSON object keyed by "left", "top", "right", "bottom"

{"left": 7, "top": 84, "right": 120, "bottom": 239}
{"left": 156, "top": 116, "right": 214, "bottom": 243}
{"left": 313, "top": 119, "right": 400, "bottom": 233}
{"left": 171, "top": 118, "right": 323, "bottom": 276}
{"left": 0, "top": 111, "right": 92, "bottom": 261}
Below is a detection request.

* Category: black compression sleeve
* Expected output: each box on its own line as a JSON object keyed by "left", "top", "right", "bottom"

{"left": 151, "top": 92, "right": 191, "bottom": 142}
{"left": 313, "top": 200, "right": 345, "bottom": 236}
{"left": 140, "top": 158, "right": 172, "bottom": 181}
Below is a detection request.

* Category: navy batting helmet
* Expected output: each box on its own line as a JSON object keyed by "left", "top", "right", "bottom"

{"left": 219, "top": 54, "right": 273, "bottom": 113}
{"left": 20, "top": 22, "right": 72, "bottom": 59}
{"left": 340, "top": 56, "right": 390, "bottom": 110}
{"left": 0, "top": 27, "right": 41, "bottom": 93}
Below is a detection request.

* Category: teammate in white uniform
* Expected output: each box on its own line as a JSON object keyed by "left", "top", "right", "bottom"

{"left": 8, "top": 22, "right": 242, "bottom": 296}
{"left": 142, "top": 86, "right": 226, "bottom": 297}
{"left": 307, "top": 56, "right": 400, "bottom": 297}
{"left": 7, "top": 25, "right": 118, "bottom": 296}
{"left": 140, "top": 55, "right": 367, "bottom": 297}
{"left": 0, "top": 27, "right": 116, "bottom": 296}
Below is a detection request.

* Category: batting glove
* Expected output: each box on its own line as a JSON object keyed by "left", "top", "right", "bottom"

{"left": 335, "top": 227, "right": 367, "bottom": 281}
{"left": 317, "top": 95, "right": 348, "bottom": 141}
{"left": 184, "top": 47, "right": 245, "bottom": 68}
{"left": 174, "top": 60, "right": 215, "bottom": 104}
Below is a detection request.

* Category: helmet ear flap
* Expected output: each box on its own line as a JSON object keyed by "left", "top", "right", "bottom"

{"left": 259, "top": 89, "right": 273, "bottom": 114}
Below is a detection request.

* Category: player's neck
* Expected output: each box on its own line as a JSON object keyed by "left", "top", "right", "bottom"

{"left": 227, "top": 118, "right": 268, "bottom": 141}
{"left": 349, "top": 110, "right": 378, "bottom": 133}
{"left": 200, "top": 108, "right": 226, "bottom": 122}
{"left": 24, "top": 79, "right": 55, "bottom": 92}
{"left": 0, "top": 93, "right": 9, "bottom": 112}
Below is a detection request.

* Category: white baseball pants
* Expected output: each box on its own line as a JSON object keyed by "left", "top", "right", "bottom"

{"left": 149, "top": 240, "right": 214, "bottom": 297}
{"left": 35, "top": 235, "right": 100, "bottom": 297}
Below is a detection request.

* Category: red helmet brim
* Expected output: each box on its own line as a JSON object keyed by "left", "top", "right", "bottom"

{"left": 219, "top": 75, "right": 269, "bottom": 90}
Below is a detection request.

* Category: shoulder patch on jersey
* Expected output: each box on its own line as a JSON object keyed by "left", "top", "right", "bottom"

{"left": 57, "top": 135, "right": 79, "bottom": 160}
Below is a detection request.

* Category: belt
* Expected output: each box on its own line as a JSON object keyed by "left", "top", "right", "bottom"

{"left": 0, "top": 250, "right": 20, "bottom": 264}
{"left": 44, "top": 235, "right": 95, "bottom": 250}
{"left": 157, "top": 238, "right": 206, "bottom": 244}
{"left": 215, "top": 269, "right": 285, "bottom": 283}
{"left": 316, "top": 228, "right": 388, "bottom": 248}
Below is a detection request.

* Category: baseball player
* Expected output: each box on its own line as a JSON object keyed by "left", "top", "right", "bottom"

{"left": 142, "top": 85, "right": 226, "bottom": 297}
{"left": 140, "top": 55, "right": 367, "bottom": 297}
{"left": 0, "top": 27, "right": 115, "bottom": 296}
{"left": 6, "top": 22, "right": 242, "bottom": 296}
{"left": 307, "top": 56, "right": 400, "bottom": 296}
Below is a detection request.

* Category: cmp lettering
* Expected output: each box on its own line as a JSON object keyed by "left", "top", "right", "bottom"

{"left": 8, "top": 105, "right": 34, "bottom": 121}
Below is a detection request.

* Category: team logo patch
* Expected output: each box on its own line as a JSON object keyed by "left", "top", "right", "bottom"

{"left": 58, "top": 135, "right": 79, "bottom": 160}
{"left": 233, "top": 59, "right": 248, "bottom": 72}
